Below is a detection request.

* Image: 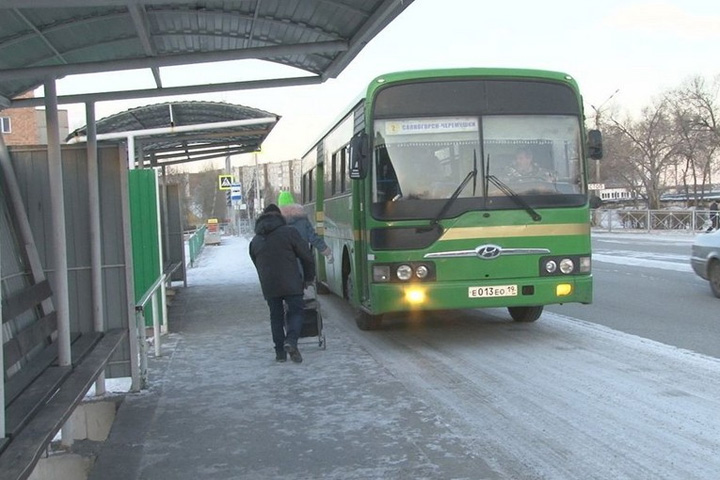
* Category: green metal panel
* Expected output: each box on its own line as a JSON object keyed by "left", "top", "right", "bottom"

{"left": 129, "top": 169, "right": 162, "bottom": 327}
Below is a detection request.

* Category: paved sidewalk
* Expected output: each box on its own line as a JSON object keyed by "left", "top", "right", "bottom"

{"left": 87, "top": 236, "right": 500, "bottom": 480}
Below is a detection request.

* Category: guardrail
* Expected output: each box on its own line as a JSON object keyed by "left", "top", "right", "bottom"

{"left": 592, "top": 208, "right": 717, "bottom": 233}
{"left": 187, "top": 225, "right": 207, "bottom": 267}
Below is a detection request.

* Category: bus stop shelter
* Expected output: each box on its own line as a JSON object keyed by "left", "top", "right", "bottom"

{"left": 0, "top": 1, "right": 416, "bottom": 478}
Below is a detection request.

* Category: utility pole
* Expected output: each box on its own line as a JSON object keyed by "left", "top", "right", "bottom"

{"left": 590, "top": 88, "right": 620, "bottom": 184}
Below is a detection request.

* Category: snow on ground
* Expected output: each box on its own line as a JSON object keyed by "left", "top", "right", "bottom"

{"left": 117, "top": 231, "right": 720, "bottom": 479}
{"left": 592, "top": 230, "right": 696, "bottom": 272}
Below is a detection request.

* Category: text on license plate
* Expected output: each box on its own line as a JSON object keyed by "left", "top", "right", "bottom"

{"left": 468, "top": 285, "right": 518, "bottom": 298}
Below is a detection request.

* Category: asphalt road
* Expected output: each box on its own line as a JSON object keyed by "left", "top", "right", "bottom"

{"left": 547, "top": 231, "right": 720, "bottom": 358}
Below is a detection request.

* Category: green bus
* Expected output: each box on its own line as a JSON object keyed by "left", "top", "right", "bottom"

{"left": 301, "top": 68, "right": 602, "bottom": 330}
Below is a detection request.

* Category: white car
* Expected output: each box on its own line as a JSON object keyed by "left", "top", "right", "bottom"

{"left": 691, "top": 230, "right": 720, "bottom": 297}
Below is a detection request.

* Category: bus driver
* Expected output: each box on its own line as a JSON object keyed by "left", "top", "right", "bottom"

{"left": 505, "top": 148, "right": 556, "bottom": 183}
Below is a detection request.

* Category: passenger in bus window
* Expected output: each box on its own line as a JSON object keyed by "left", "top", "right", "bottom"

{"left": 505, "top": 147, "right": 557, "bottom": 184}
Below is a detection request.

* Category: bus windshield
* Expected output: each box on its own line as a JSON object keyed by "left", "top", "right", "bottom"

{"left": 372, "top": 114, "right": 584, "bottom": 219}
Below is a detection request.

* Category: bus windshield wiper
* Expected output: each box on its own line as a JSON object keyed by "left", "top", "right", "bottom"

{"left": 486, "top": 174, "right": 542, "bottom": 221}
{"left": 420, "top": 166, "right": 477, "bottom": 232}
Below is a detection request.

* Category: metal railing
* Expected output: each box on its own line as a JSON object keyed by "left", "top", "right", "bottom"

{"left": 592, "top": 208, "right": 716, "bottom": 233}
{"left": 187, "top": 225, "right": 207, "bottom": 267}
{"left": 134, "top": 271, "right": 169, "bottom": 389}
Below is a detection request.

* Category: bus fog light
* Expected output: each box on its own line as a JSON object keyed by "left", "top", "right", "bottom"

{"left": 556, "top": 283, "right": 573, "bottom": 296}
{"left": 545, "top": 260, "right": 557, "bottom": 273}
{"left": 415, "top": 265, "right": 429, "bottom": 279}
{"left": 405, "top": 287, "right": 426, "bottom": 304}
{"left": 373, "top": 265, "right": 391, "bottom": 282}
{"left": 396, "top": 264, "right": 413, "bottom": 281}
{"left": 579, "top": 256, "right": 591, "bottom": 272}
{"left": 559, "top": 258, "right": 574, "bottom": 274}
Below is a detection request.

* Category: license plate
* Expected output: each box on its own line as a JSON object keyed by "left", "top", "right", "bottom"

{"left": 468, "top": 285, "right": 518, "bottom": 298}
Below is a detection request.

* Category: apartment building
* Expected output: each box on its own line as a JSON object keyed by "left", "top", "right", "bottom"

{"left": 0, "top": 91, "right": 69, "bottom": 145}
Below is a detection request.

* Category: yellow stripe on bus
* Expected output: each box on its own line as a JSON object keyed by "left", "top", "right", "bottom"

{"left": 351, "top": 223, "right": 587, "bottom": 243}
{"left": 439, "top": 223, "right": 589, "bottom": 240}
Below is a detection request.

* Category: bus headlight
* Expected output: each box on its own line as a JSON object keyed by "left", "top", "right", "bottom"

{"left": 559, "top": 258, "right": 575, "bottom": 274}
{"left": 396, "top": 264, "right": 413, "bottom": 281}
{"left": 540, "top": 255, "right": 588, "bottom": 276}
{"left": 415, "top": 265, "right": 429, "bottom": 279}
{"left": 371, "top": 262, "right": 436, "bottom": 283}
{"left": 545, "top": 260, "right": 557, "bottom": 273}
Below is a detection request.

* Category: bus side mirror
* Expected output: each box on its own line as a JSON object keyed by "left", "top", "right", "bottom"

{"left": 588, "top": 129, "right": 603, "bottom": 160}
{"left": 349, "top": 132, "right": 368, "bottom": 179}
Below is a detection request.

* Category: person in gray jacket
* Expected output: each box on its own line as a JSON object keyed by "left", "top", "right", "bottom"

{"left": 277, "top": 191, "right": 333, "bottom": 264}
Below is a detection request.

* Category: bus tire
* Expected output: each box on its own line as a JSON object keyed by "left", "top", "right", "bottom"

{"left": 508, "top": 306, "right": 543, "bottom": 322}
{"left": 356, "top": 312, "right": 382, "bottom": 331}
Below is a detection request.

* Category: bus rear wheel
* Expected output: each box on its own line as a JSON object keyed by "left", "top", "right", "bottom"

{"left": 508, "top": 306, "right": 543, "bottom": 322}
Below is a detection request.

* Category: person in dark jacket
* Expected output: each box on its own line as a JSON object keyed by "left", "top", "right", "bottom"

{"left": 249, "top": 203, "right": 316, "bottom": 363}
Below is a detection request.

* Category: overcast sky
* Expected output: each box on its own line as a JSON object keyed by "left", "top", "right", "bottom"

{"left": 48, "top": 0, "right": 720, "bottom": 169}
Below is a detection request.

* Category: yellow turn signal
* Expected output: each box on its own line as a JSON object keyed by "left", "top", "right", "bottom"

{"left": 556, "top": 283, "right": 573, "bottom": 296}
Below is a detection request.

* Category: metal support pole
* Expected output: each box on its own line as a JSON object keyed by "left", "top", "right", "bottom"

{"left": 45, "top": 78, "right": 73, "bottom": 448}
{"left": 127, "top": 135, "right": 135, "bottom": 170}
{"left": 151, "top": 172, "right": 168, "bottom": 341}
{"left": 86, "top": 102, "right": 107, "bottom": 396}
{"left": 152, "top": 293, "right": 161, "bottom": 357}
{"left": 136, "top": 310, "right": 148, "bottom": 389}
{"left": 45, "top": 79, "right": 71, "bottom": 367}
{"left": 119, "top": 148, "right": 141, "bottom": 391}
{"left": 160, "top": 165, "right": 171, "bottom": 333}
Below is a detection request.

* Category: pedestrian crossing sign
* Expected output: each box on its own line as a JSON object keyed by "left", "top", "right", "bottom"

{"left": 218, "top": 175, "right": 233, "bottom": 190}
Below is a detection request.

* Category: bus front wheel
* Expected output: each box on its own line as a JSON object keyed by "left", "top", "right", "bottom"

{"left": 356, "top": 311, "right": 382, "bottom": 331}
{"left": 508, "top": 306, "right": 543, "bottom": 322}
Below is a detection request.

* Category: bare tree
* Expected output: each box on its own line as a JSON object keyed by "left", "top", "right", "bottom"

{"left": 596, "top": 120, "right": 645, "bottom": 204}
{"left": 609, "top": 97, "right": 683, "bottom": 209}
{"left": 668, "top": 76, "right": 720, "bottom": 203}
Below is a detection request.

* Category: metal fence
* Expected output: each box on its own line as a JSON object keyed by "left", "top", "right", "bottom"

{"left": 592, "top": 209, "right": 717, "bottom": 233}
{"left": 187, "top": 225, "right": 207, "bottom": 267}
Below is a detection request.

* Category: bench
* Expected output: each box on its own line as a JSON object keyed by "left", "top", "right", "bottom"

{"left": 1, "top": 279, "right": 127, "bottom": 480}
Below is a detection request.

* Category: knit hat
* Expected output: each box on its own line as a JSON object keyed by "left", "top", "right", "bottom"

{"left": 277, "top": 191, "right": 295, "bottom": 206}
{"left": 263, "top": 203, "right": 281, "bottom": 214}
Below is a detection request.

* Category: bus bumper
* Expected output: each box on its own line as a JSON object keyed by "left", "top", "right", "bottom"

{"left": 367, "top": 275, "right": 592, "bottom": 315}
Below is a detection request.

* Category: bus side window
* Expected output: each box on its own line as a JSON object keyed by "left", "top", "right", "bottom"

{"left": 343, "top": 144, "right": 352, "bottom": 193}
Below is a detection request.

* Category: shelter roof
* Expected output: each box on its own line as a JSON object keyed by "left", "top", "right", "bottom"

{"left": 0, "top": 0, "right": 415, "bottom": 108}
{"left": 67, "top": 100, "right": 279, "bottom": 166}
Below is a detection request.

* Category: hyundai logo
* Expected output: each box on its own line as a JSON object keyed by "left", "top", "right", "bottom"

{"left": 475, "top": 244, "right": 502, "bottom": 259}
